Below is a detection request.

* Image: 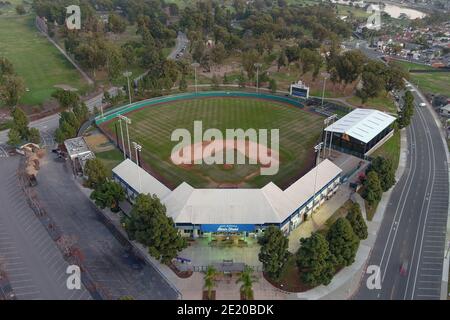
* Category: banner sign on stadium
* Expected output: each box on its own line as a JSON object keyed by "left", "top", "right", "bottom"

{"left": 200, "top": 224, "right": 255, "bottom": 233}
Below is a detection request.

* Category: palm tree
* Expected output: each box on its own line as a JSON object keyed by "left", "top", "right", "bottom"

{"left": 204, "top": 266, "right": 218, "bottom": 300}
{"left": 236, "top": 266, "right": 258, "bottom": 300}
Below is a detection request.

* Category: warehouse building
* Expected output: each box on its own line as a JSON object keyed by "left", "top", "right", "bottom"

{"left": 113, "top": 158, "right": 342, "bottom": 238}
{"left": 323, "top": 108, "right": 396, "bottom": 158}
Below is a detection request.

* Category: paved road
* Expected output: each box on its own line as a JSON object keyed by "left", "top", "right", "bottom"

{"left": 133, "top": 31, "right": 188, "bottom": 84}
{"left": 0, "top": 157, "right": 92, "bottom": 300}
{"left": 354, "top": 88, "right": 449, "bottom": 299}
{"left": 167, "top": 32, "right": 189, "bottom": 60}
{"left": 33, "top": 154, "right": 178, "bottom": 300}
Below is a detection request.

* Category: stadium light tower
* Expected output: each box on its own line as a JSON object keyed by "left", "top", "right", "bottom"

{"left": 123, "top": 71, "right": 133, "bottom": 106}
{"left": 118, "top": 114, "right": 132, "bottom": 160}
{"left": 323, "top": 114, "right": 338, "bottom": 159}
{"left": 312, "top": 142, "right": 324, "bottom": 213}
{"left": 321, "top": 72, "right": 330, "bottom": 107}
{"left": 118, "top": 116, "right": 126, "bottom": 159}
{"left": 191, "top": 62, "right": 200, "bottom": 94}
{"left": 254, "top": 63, "right": 262, "bottom": 93}
{"left": 132, "top": 142, "right": 143, "bottom": 193}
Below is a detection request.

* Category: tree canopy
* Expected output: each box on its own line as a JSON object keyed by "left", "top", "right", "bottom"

{"left": 124, "top": 194, "right": 187, "bottom": 264}
{"left": 326, "top": 218, "right": 360, "bottom": 267}
{"left": 346, "top": 203, "right": 368, "bottom": 240}
{"left": 296, "top": 232, "right": 336, "bottom": 286}
{"left": 258, "top": 226, "right": 290, "bottom": 280}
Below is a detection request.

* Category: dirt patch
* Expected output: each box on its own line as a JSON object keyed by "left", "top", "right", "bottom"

{"left": 84, "top": 131, "right": 115, "bottom": 153}
{"left": 53, "top": 84, "right": 79, "bottom": 91}
{"left": 170, "top": 139, "right": 279, "bottom": 169}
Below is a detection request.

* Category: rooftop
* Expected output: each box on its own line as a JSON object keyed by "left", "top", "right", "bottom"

{"left": 324, "top": 108, "right": 396, "bottom": 144}
{"left": 64, "top": 137, "right": 92, "bottom": 158}
{"left": 113, "top": 159, "right": 342, "bottom": 226}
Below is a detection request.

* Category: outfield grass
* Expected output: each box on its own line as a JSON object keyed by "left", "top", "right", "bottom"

{"left": 102, "top": 97, "right": 324, "bottom": 188}
{"left": 0, "top": 16, "right": 89, "bottom": 106}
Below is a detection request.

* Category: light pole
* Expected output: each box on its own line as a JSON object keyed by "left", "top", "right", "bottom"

{"left": 191, "top": 62, "right": 200, "bottom": 94}
{"left": 118, "top": 114, "right": 132, "bottom": 160}
{"left": 312, "top": 142, "right": 324, "bottom": 213}
{"left": 132, "top": 142, "right": 142, "bottom": 193}
{"left": 254, "top": 63, "right": 262, "bottom": 93}
{"left": 321, "top": 72, "right": 330, "bottom": 108}
{"left": 118, "top": 117, "right": 126, "bottom": 159}
{"left": 123, "top": 71, "right": 133, "bottom": 106}
{"left": 323, "top": 114, "right": 338, "bottom": 159}
{"left": 328, "top": 114, "right": 338, "bottom": 157}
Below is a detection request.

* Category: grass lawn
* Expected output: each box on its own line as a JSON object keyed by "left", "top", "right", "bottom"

{"left": 95, "top": 149, "right": 124, "bottom": 177}
{"left": 319, "top": 200, "right": 353, "bottom": 236}
{"left": 264, "top": 255, "right": 314, "bottom": 293}
{"left": 372, "top": 129, "right": 401, "bottom": 171}
{"left": 393, "top": 60, "right": 450, "bottom": 96}
{"left": 101, "top": 97, "right": 324, "bottom": 189}
{"left": 347, "top": 93, "right": 397, "bottom": 114}
{"left": 0, "top": 15, "right": 89, "bottom": 106}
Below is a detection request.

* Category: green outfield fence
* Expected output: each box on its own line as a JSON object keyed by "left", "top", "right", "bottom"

{"left": 95, "top": 91, "right": 304, "bottom": 125}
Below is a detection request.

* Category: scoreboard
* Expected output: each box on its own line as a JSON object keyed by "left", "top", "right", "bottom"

{"left": 290, "top": 82, "right": 310, "bottom": 99}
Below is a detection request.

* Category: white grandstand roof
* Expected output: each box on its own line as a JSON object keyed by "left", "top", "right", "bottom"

{"left": 324, "top": 109, "right": 396, "bottom": 144}
{"left": 112, "top": 159, "right": 171, "bottom": 198}
{"left": 113, "top": 159, "right": 342, "bottom": 226}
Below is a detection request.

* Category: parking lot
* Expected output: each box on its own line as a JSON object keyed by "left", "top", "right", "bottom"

{"left": 0, "top": 157, "right": 91, "bottom": 300}
{"left": 34, "top": 154, "right": 178, "bottom": 300}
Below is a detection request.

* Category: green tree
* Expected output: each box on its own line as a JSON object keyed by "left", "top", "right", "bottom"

{"left": 124, "top": 194, "right": 187, "bottom": 264}
{"left": 0, "top": 57, "right": 14, "bottom": 76}
{"left": 84, "top": 158, "right": 108, "bottom": 189}
{"left": 370, "top": 156, "right": 396, "bottom": 192}
{"left": 241, "top": 50, "right": 259, "bottom": 79}
{"left": 203, "top": 266, "right": 218, "bottom": 300}
{"left": 327, "top": 218, "right": 360, "bottom": 267}
{"left": 277, "top": 50, "right": 288, "bottom": 71}
{"left": 211, "top": 74, "right": 220, "bottom": 90}
{"left": 238, "top": 71, "right": 246, "bottom": 88}
{"left": 15, "top": 4, "right": 26, "bottom": 15}
{"left": 258, "top": 226, "right": 290, "bottom": 280}
{"left": 90, "top": 181, "right": 125, "bottom": 212}
{"left": 73, "top": 103, "right": 90, "bottom": 123}
{"left": 0, "top": 75, "right": 25, "bottom": 107}
{"left": 28, "top": 128, "right": 41, "bottom": 144}
{"left": 108, "top": 13, "right": 127, "bottom": 34}
{"left": 7, "top": 127, "right": 21, "bottom": 146}
{"left": 346, "top": 203, "right": 368, "bottom": 240}
{"left": 11, "top": 107, "right": 29, "bottom": 140}
{"left": 236, "top": 266, "right": 258, "bottom": 300}
{"left": 52, "top": 89, "right": 80, "bottom": 110}
{"left": 179, "top": 75, "right": 187, "bottom": 92}
{"left": 296, "top": 232, "right": 336, "bottom": 286}
{"left": 268, "top": 78, "right": 277, "bottom": 93}
{"left": 363, "top": 171, "right": 383, "bottom": 206}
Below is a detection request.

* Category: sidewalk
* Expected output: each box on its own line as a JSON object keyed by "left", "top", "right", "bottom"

{"left": 289, "top": 128, "right": 407, "bottom": 300}
{"left": 288, "top": 185, "right": 353, "bottom": 252}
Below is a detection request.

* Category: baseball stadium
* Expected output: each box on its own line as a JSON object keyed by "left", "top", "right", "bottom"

{"left": 95, "top": 91, "right": 343, "bottom": 237}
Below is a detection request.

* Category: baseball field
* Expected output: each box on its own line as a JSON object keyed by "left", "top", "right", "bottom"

{"left": 100, "top": 96, "right": 325, "bottom": 189}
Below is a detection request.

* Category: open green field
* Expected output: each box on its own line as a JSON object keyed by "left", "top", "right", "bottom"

{"left": 393, "top": 60, "right": 450, "bottom": 96}
{"left": 0, "top": 16, "right": 89, "bottom": 106}
{"left": 101, "top": 97, "right": 325, "bottom": 189}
